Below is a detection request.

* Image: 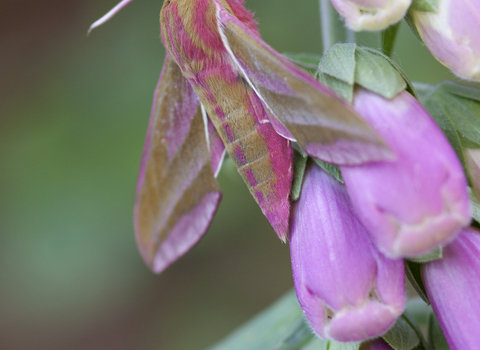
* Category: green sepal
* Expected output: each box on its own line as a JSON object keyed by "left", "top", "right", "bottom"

{"left": 328, "top": 342, "right": 361, "bottom": 350}
{"left": 414, "top": 82, "right": 480, "bottom": 171}
{"left": 318, "top": 43, "right": 356, "bottom": 85}
{"left": 469, "top": 190, "right": 480, "bottom": 223}
{"left": 207, "top": 290, "right": 314, "bottom": 350}
{"left": 382, "top": 314, "right": 421, "bottom": 350}
{"left": 301, "top": 338, "right": 329, "bottom": 350}
{"left": 313, "top": 159, "right": 344, "bottom": 184}
{"left": 405, "top": 260, "right": 430, "bottom": 305}
{"left": 355, "top": 47, "right": 406, "bottom": 99}
{"left": 410, "top": 0, "right": 439, "bottom": 12}
{"left": 408, "top": 248, "right": 442, "bottom": 263}
{"left": 404, "top": 11, "right": 423, "bottom": 43}
{"left": 292, "top": 150, "right": 308, "bottom": 201}
{"left": 317, "top": 71, "right": 354, "bottom": 103}
{"left": 317, "top": 44, "right": 415, "bottom": 102}
{"left": 427, "top": 312, "right": 450, "bottom": 350}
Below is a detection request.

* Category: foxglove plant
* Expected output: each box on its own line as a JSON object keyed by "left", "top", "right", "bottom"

{"left": 422, "top": 228, "right": 480, "bottom": 349}
{"left": 341, "top": 88, "right": 471, "bottom": 259}
{"left": 290, "top": 163, "right": 405, "bottom": 342}
{"left": 411, "top": 0, "right": 480, "bottom": 81}
{"left": 90, "top": 0, "right": 480, "bottom": 348}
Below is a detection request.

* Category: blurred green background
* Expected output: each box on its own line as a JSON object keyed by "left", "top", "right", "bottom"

{"left": 0, "top": 0, "right": 450, "bottom": 349}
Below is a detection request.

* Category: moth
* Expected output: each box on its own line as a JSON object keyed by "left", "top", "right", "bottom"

{"left": 91, "top": 0, "right": 390, "bottom": 273}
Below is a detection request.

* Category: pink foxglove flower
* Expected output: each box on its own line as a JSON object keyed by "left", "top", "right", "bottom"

{"left": 422, "top": 228, "right": 480, "bottom": 350}
{"left": 341, "top": 88, "right": 470, "bottom": 259}
{"left": 411, "top": 0, "right": 480, "bottom": 81}
{"left": 290, "top": 163, "right": 405, "bottom": 342}
{"left": 329, "top": 0, "right": 411, "bottom": 31}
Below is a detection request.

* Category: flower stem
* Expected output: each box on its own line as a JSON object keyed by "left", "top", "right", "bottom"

{"left": 320, "top": 0, "right": 347, "bottom": 52}
{"left": 381, "top": 22, "right": 401, "bottom": 57}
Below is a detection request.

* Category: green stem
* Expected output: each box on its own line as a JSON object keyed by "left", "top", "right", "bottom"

{"left": 381, "top": 22, "right": 401, "bottom": 57}
{"left": 320, "top": 0, "right": 347, "bottom": 52}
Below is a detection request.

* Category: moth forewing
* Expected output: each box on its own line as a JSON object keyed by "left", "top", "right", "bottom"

{"left": 134, "top": 54, "right": 222, "bottom": 273}
{"left": 217, "top": 8, "right": 393, "bottom": 165}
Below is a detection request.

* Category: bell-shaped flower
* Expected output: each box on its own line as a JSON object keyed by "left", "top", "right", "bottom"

{"left": 329, "top": 0, "right": 411, "bottom": 31}
{"left": 421, "top": 227, "right": 480, "bottom": 350}
{"left": 290, "top": 163, "right": 405, "bottom": 342}
{"left": 411, "top": 0, "right": 480, "bottom": 81}
{"left": 340, "top": 88, "right": 470, "bottom": 259}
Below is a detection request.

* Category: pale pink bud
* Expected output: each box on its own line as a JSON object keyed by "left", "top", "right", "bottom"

{"left": 329, "top": 0, "right": 412, "bottom": 31}
{"left": 411, "top": 0, "right": 480, "bottom": 81}
{"left": 341, "top": 89, "right": 471, "bottom": 259}
{"left": 290, "top": 164, "right": 405, "bottom": 342}
{"left": 422, "top": 228, "right": 480, "bottom": 349}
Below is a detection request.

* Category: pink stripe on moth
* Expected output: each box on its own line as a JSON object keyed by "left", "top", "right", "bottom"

{"left": 223, "top": 121, "right": 235, "bottom": 142}
{"left": 225, "top": 0, "right": 260, "bottom": 35}
{"left": 244, "top": 168, "right": 258, "bottom": 187}
{"left": 247, "top": 89, "right": 292, "bottom": 239}
{"left": 234, "top": 144, "right": 247, "bottom": 165}
{"left": 193, "top": 0, "right": 226, "bottom": 52}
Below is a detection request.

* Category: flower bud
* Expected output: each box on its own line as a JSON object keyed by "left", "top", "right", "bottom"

{"left": 290, "top": 163, "right": 405, "bottom": 342}
{"left": 341, "top": 89, "right": 470, "bottom": 259}
{"left": 411, "top": 0, "right": 480, "bottom": 81}
{"left": 421, "top": 228, "right": 480, "bottom": 350}
{"left": 329, "top": 0, "right": 411, "bottom": 31}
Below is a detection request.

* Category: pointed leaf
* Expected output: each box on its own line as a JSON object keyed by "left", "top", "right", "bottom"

{"left": 208, "top": 290, "right": 313, "bottom": 350}
{"left": 355, "top": 47, "right": 406, "bottom": 99}
{"left": 382, "top": 315, "right": 421, "bottom": 350}
{"left": 410, "top": 0, "right": 439, "bottom": 12}
{"left": 318, "top": 44, "right": 356, "bottom": 84}
{"left": 405, "top": 261, "right": 430, "bottom": 305}
{"left": 292, "top": 151, "right": 308, "bottom": 201}
{"left": 427, "top": 312, "right": 450, "bottom": 350}
{"left": 409, "top": 248, "right": 442, "bottom": 263}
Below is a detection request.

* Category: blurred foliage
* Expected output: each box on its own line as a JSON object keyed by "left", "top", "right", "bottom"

{"left": 0, "top": 0, "right": 452, "bottom": 349}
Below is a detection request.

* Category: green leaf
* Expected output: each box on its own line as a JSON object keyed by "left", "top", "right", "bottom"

{"left": 405, "top": 298, "right": 431, "bottom": 330}
{"left": 442, "top": 81, "right": 480, "bottom": 102}
{"left": 427, "top": 312, "right": 450, "bottom": 350}
{"left": 414, "top": 82, "right": 480, "bottom": 170}
{"left": 301, "top": 338, "right": 329, "bottom": 350}
{"left": 410, "top": 0, "right": 439, "bottom": 12}
{"left": 283, "top": 52, "right": 323, "bottom": 71}
{"left": 469, "top": 190, "right": 480, "bottom": 223}
{"left": 404, "top": 11, "right": 423, "bottom": 42}
{"left": 318, "top": 43, "right": 357, "bottom": 84}
{"left": 383, "top": 315, "right": 420, "bottom": 350}
{"left": 292, "top": 151, "right": 308, "bottom": 201}
{"left": 409, "top": 248, "right": 442, "bottom": 263}
{"left": 313, "top": 159, "right": 344, "bottom": 183}
{"left": 208, "top": 290, "right": 314, "bottom": 350}
{"left": 318, "top": 72, "right": 354, "bottom": 103}
{"left": 405, "top": 261, "right": 430, "bottom": 305}
{"left": 328, "top": 342, "right": 361, "bottom": 350}
{"left": 355, "top": 47, "right": 407, "bottom": 99}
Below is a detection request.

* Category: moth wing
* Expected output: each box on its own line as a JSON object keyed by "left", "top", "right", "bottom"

{"left": 217, "top": 9, "right": 392, "bottom": 165}
{"left": 134, "top": 53, "right": 222, "bottom": 273}
{"left": 201, "top": 104, "right": 226, "bottom": 177}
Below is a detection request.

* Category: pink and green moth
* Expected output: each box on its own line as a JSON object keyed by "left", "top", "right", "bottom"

{"left": 90, "top": 0, "right": 390, "bottom": 273}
